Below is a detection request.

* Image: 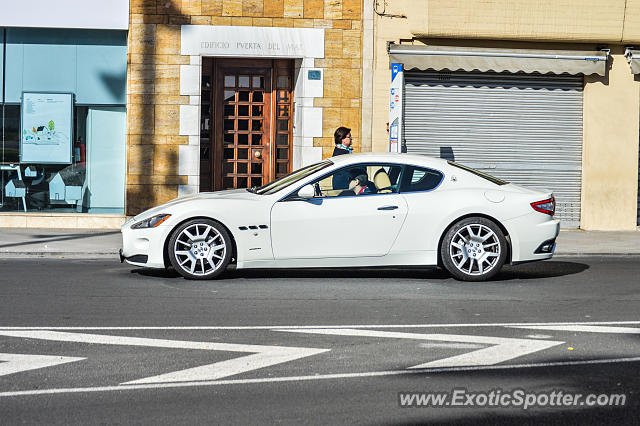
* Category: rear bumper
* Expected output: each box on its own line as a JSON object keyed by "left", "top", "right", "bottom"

{"left": 505, "top": 214, "right": 560, "bottom": 263}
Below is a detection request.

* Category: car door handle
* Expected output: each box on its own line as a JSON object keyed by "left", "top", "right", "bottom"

{"left": 377, "top": 205, "right": 399, "bottom": 211}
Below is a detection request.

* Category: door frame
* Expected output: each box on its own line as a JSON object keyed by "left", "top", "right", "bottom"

{"left": 203, "top": 58, "right": 294, "bottom": 191}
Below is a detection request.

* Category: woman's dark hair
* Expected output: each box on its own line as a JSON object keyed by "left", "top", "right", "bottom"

{"left": 334, "top": 126, "right": 351, "bottom": 145}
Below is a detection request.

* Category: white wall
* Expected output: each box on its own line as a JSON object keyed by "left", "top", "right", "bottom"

{"left": 0, "top": 0, "right": 129, "bottom": 30}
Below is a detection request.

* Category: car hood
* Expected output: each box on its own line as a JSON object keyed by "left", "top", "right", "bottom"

{"left": 132, "top": 189, "right": 258, "bottom": 221}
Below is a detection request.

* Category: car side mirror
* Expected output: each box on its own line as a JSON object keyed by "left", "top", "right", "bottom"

{"left": 297, "top": 184, "right": 315, "bottom": 199}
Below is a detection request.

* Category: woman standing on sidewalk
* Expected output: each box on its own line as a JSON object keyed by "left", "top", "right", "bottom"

{"left": 332, "top": 127, "right": 353, "bottom": 156}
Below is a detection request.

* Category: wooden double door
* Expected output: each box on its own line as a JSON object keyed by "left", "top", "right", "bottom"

{"left": 200, "top": 58, "right": 294, "bottom": 192}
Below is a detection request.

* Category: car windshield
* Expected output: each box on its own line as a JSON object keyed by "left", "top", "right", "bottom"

{"left": 448, "top": 161, "right": 508, "bottom": 186}
{"left": 253, "top": 160, "right": 333, "bottom": 195}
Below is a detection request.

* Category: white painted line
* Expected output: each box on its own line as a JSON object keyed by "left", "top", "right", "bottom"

{"left": 508, "top": 325, "right": 640, "bottom": 334}
{"left": 277, "top": 329, "right": 564, "bottom": 369}
{"left": 0, "top": 353, "right": 85, "bottom": 378}
{"left": 0, "top": 330, "right": 329, "bottom": 384}
{"left": 0, "top": 320, "right": 638, "bottom": 331}
{"left": 2, "top": 356, "right": 640, "bottom": 398}
{"left": 123, "top": 347, "right": 329, "bottom": 385}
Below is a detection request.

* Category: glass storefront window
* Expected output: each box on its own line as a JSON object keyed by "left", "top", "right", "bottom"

{"left": 1, "top": 104, "right": 126, "bottom": 213}
{"left": 1, "top": 28, "right": 127, "bottom": 214}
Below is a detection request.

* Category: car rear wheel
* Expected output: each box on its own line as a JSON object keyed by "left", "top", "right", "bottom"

{"left": 440, "top": 217, "right": 507, "bottom": 281}
{"left": 168, "top": 219, "right": 232, "bottom": 280}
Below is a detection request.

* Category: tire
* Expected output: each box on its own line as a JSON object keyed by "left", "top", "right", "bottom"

{"left": 440, "top": 217, "right": 507, "bottom": 282}
{"left": 167, "top": 219, "right": 232, "bottom": 280}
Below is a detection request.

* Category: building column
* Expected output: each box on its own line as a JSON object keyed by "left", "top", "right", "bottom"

{"left": 582, "top": 46, "right": 640, "bottom": 230}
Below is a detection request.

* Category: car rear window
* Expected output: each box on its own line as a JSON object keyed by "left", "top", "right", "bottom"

{"left": 400, "top": 166, "right": 444, "bottom": 193}
{"left": 448, "top": 161, "right": 508, "bottom": 186}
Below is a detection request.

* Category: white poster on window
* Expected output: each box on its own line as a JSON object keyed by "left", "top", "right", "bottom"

{"left": 21, "top": 92, "right": 73, "bottom": 164}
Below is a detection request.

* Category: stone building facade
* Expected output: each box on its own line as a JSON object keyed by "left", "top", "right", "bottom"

{"left": 126, "top": 0, "right": 364, "bottom": 215}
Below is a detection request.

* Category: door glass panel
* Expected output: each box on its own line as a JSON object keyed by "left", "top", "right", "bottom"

{"left": 237, "top": 177, "right": 248, "bottom": 187}
{"left": 238, "top": 91, "right": 250, "bottom": 102}
{"left": 277, "top": 76, "right": 290, "bottom": 88}
{"left": 277, "top": 120, "right": 288, "bottom": 131}
{"left": 277, "top": 90, "right": 290, "bottom": 103}
{"left": 276, "top": 134, "right": 288, "bottom": 146}
{"left": 224, "top": 90, "right": 235, "bottom": 101}
{"left": 224, "top": 133, "right": 234, "bottom": 143}
{"left": 252, "top": 120, "right": 263, "bottom": 131}
{"left": 251, "top": 162, "right": 262, "bottom": 174}
{"left": 224, "top": 177, "right": 234, "bottom": 188}
{"left": 252, "top": 76, "right": 263, "bottom": 88}
{"left": 277, "top": 162, "right": 288, "bottom": 174}
{"left": 252, "top": 105, "right": 263, "bottom": 117}
{"left": 223, "top": 162, "right": 234, "bottom": 174}
{"left": 237, "top": 148, "right": 248, "bottom": 159}
{"left": 251, "top": 177, "right": 262, "bottom": 187}
{"left": 238, "top": 76, "right": 250, "bottom": 87}
{"left": 238, "top": 133, "right": 248, "bottom": 145}
{"left": 238, "top": 105, "right": 249, "bottom": 116}
{"left": 237, "top": 162, "right": 248, "bottom": 174}
{"left": 253, "top": 91, "right": 263, "bottom": 102}
{"left": 277, "top": 148, "right": 288, "bottom": 160}
{"left": 277, "top": 105, "right": 290, "bottom": 118}
{"left": 223, "top": 148, "right": 234, "bottom": 159}
{"left": 252, "top": 134, "right": 262, "bottom": 145}
{"left": 223, "top": 105, "right": 234, "bottom": 116}
{"left": 224, "top": 75, "right": 235, "bottom": 87}
{"left": 223, "top": 119, "right": 235, "bottom": 130}
{"left": 238, "top": 120, "right": 249, "bottom": 131}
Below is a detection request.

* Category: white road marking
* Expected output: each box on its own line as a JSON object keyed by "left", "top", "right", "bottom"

{"left": 276, "top": 328, "right": 564, "bottom": 369}
{"left": 0, "top": 320, "right": 638, "bottom": 331}
{"left": 0, "top": 353, "right": 85, "bottom": 378}
{"left": 525, "top": 334, "right": 554, "bottom": 339}
{"left": 1, "top": 356, "right": 640, "bottom": 398}
{"left": 0, "top": 330, "right": 329, "bottom": 384}
{"left": 509, "top": 325, "right": 640, "bottom": 334}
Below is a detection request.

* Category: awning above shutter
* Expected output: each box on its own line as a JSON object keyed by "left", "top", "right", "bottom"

{"left": 624, "top": 48, "right": 640, "bottom": 74}
{"left": 389, "top": 44, "right": 609, "bottom": 76}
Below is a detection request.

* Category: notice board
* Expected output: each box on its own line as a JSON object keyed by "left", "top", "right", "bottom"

{"left": 21, "top": 92, "right": 73, "bottom": 164}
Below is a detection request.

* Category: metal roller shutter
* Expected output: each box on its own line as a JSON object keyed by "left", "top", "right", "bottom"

{"left": 404, "top": 70, "right": 583, "bottom": 228}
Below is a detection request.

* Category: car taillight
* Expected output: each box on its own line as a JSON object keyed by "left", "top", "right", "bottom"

{"left": 531, "top": 197, "right": 555, "bottom": 216}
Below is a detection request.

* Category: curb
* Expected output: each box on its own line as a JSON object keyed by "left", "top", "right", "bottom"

{"left": 0, "top": 252, "right": 119, "bottom": 259}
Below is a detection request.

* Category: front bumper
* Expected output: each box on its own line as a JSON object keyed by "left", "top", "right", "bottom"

{"left": 120, "top": 223, "right": 172, "bottom": 268}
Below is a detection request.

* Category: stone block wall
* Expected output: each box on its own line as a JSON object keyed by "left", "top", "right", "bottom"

{"left": 126, "top": 0, "right": 363, "bottom": 214}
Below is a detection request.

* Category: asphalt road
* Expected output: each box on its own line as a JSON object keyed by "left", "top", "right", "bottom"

{"left": 0, "top": 256, "right": 638, "bottom": 425}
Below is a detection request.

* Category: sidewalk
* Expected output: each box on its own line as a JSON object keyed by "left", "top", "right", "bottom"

{"left": 0, "top": 228, "right": 639, "bottom": 258}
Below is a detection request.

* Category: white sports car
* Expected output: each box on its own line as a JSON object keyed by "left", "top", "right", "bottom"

{"left": 120, "top": 153, "right": 560, "bottom": 281}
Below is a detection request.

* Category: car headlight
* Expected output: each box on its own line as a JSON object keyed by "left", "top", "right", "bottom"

{"left": 130, "top": 214, "right": 171, "bottom": 229}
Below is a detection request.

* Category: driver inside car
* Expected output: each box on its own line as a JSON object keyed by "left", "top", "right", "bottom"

{"left": 349, "top": 174, "right": 373, "bottom": 195}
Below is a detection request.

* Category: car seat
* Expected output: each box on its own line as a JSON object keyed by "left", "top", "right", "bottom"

{"left": 373, "top": 169, "right": 393, "bottom": 193}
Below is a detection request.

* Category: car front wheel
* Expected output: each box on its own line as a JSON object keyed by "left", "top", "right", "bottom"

{"left": 168, "top": 219, "right": 232, "bottom": 280}
{"left": 440, "top": 217, "right": 507, "bottom": 281}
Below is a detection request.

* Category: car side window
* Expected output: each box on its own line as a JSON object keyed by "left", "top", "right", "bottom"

{"left": 400, "top": 166, "right": 443, "bottom": 193}
{"left": 311, "top": 164, "right": 403, "bottom": 198}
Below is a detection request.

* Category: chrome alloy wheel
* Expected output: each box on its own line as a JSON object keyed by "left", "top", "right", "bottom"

{"left": 449, "top": 224, "right": 501, "bottom": 276}
{"left": 173, "top": 223, "right": 227, "bottom": 276}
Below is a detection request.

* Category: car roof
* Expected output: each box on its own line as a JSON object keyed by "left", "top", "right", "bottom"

{"left": 329, "top": 152, "right": 450, "bottom": 169}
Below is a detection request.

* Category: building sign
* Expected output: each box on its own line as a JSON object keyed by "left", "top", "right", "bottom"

{"left": 181, "top": 25, "right": 325, "bottom": 58}
{"left": 389, "top": 63, "right": 404, "bottom": 153}
{"left": 21, "top": 92, "right": 73, "bottom": 164}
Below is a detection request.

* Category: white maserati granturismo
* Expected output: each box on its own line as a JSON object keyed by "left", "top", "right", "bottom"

{"left": 120, "top": 153, "right": 560, "bottom": 281}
